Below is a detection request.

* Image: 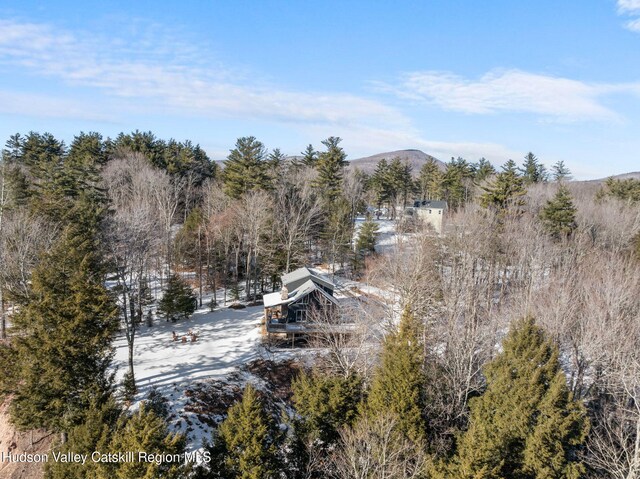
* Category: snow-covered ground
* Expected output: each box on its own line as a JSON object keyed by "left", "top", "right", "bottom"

{"left": 110, "top": 218, "right": 401, "bottom": 451}
{"left": 112, "top": 302, "right": 265, "bottom": 449}
{"left": 353, "top": 216, "right": 405, "bottom": 254}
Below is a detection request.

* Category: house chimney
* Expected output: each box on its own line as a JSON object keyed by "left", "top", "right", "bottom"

{"left": 280, "top": 286, "right": 288, "bottom": 301}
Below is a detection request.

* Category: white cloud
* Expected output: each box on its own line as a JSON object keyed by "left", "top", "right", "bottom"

{"left": 617, "top": 0, "right": 640, "bottom": 13}
{"left": 0, "top": 19, "right": 408, "bottom": 130}
{"left": 385, "top": 69, "right": 639, "bottom": 122}
{"left": 0, "top": 90, "right": 115, "bottom": 122}
{"left": 625, "top": 18, "right": 640, "bottom": 31}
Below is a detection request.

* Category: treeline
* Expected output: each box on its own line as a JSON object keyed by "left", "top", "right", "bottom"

{"left": 0, "top": 129, "right": 639, "bottom": 478}
{"left": 191, "top": 164, "right": 639, "bottom": 478}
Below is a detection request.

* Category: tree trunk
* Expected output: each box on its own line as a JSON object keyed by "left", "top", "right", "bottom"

{"left": 0, "top": 286, "right": 5, "bottom": 340}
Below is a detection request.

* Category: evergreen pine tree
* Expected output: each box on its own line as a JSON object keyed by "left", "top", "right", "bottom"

{"left": 540, "top": 186, "right": 577, "bottom": 239}
{"left": 158, "top": 274, "right": 197, "bottom": 322}
{"left": 442, "top": 157, "right": 474, "bottom": 211}
{"left": 480, "top": 159, "right": 527, "bottom": 216}
{"left": 9, "top": 199, "right": 119, "bottom": 432}
{"left": 213, "top": 384, "right": 281, "bottom": 479}
{"left": 388, "top": 157, "right": 413, "bottom": 210}
{"left": 301, "top": 144, "right": 318, "bottom": 167}
{"left": 267, "top": 148, "right": 286, "bottom": 187}
{"left": 356, "top": 215, "right": 379, "bottom": 255}
{"left": 418, "top": 158, "right": 443, "bottom": 200}
{"left": 102, "top": 404, "right": 187, "bottom": 479}
{"left": 551, "top": 160, "right": 572, "bottom": 182}
{"left": 45, "top": 396, "right": 121, "bottom": 479}
{"left": 520, "top": 152, "right": 548, "bottom": 184}
{"left": 313, "top": 136, "right": 348, "bottom": 204}
{"left": 291, "top": 371, "right": 362, "bottom": 445}
{"left": 473, "top": 157, "right": 496, "bottom": 182}
{"left": 370, "top": 158, "right": 391, "bottom": 211}
{"left": 363, "top": 308, "right": 426, "bottom": 443}
{"left": 445, "top": 318, "right": 588, "bottom": 479}
{"left": 222, "top": 136, "right": 270, "bottom": 198}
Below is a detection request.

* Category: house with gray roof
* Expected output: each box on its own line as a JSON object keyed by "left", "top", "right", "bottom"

{"left": 263, "top": 267, "right": 346, "bottom": 337}
{"left": 404, "top": 199, "right": 447, "bottom": 233}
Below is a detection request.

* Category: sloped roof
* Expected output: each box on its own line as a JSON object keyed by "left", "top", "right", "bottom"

{"left": 281, "top": 267, "right": 335, "bottom": 291}
{"left": 262, "top": 279, "right": 339, "bottom": 308}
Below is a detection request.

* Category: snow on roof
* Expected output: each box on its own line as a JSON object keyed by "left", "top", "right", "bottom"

{"left": 262, "top": 278, "right": 339, "bottom": 308}
{"left": 263, "top": 291, "right": 285, "bottom": 308}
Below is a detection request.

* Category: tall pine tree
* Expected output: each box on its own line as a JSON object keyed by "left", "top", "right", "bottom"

{"left": 540, "top": 186, "right": 577, "bottom": 239}
{"left": 363, "top": 308, "right": 426, "bottom": 443}
{"left": 8, "top": 197, "right": 119, "bottom": 433}
{"left": 313, "top": 136, "right": 348, "bottom": 205}
{"left": 480, "top": 159, "right": 527, "bottom": 216}
{"left": 444, "top": 318, "right": 588, "bottom": 479}
{"left": 222, "top": 136, "right": 270, "bottom": 198}
{"left": 210, "top": 384, "right": 281, "bottom": 479}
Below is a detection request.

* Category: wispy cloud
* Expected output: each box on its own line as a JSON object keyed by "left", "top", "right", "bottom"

{"left": 616, "top": 0, "right": 640, "bottom": 32}
{"left": 0, "top": 19, "right": 407, "bottom": 130}
{"left": 382, "top": 69, "right": 639, "bottom": 122}
{"left": 617, "top": 0, "right": 640, "bottom": 13}
{"left": 0, "top": 89, "right": 116, "bottom": 122}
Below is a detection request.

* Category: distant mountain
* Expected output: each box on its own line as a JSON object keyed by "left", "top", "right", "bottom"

{"left": 348, "top": 149, "right": 445, "bottom": 174}
{"left": 580, "top": 171, "right": 640, "bottom": 183}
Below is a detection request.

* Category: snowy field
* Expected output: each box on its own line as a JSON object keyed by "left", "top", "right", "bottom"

{"left": 112, "top": 302, "right": 265, "bottom": 449}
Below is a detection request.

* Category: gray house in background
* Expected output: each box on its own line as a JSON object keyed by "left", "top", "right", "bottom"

{"left": 404, "top": 200, "right": 447, "bottom": 233}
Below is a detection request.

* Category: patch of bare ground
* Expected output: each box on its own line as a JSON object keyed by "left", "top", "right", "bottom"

{"left": 183, "top": 359, "right": 304, "bottom": 428}
{"left": 0, "top": 397, "right": 54, "bottom": 479}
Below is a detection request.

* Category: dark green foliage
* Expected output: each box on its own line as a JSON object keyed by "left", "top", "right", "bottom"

{"left": 122, "top": 371, "right": 137, "bottom": 403}
{"left": 211, "top": 384, "right": 281, "bottom": 479}
{"left": 229, "top": 282, "right": 243, "bottom": 302}
{"left": 540, "top": 186, "right": 577, "bottom": 239}
{"left": 418, "top": 158, "right": 444, "bottom": 200}
{"left": 146, "top": 387, "right": 170, "bottom": 419}
{"left": 45, "top": 396, "right": 121, "bottom": 479}
{"left": 109, "top": 131, "right": 215, "bottom": 183}
{"left": 109, "top": 130, "right": 166, "bottom": 168}
{"left": 8, "top": 203, "right": 119, "bottom": 432}
{"left": 313, "top": 136, "right": 348, "bottom": 204}
{"left": 323, "top": 195, "right": 354, "bottom": 267}
{"left": 174, "top": 207, "right": 204, "bottom": 269}
{"left": 473, "top": 157, "right": 496, "bottom": 182}
{"left": 222, "top": 136, "right": 271, "bottom": 198}
{"left": 301, "top": 143, "right": 318, "bottom": 167}
{"left": 442, "top": 157, "right": 474, "bottom": 211}
{"left": 102, "top": 404, "right": 188, "bottom": 479}
{"left": 291, "top": 371, "right": 363, "bottom": 445}
{"left": 551, "top": 160, "right": 572, "bottom": 182}
{"left": 480, "top": 159, "right": 527, "bottom": 215}
{"left": 520, "top": 152, "right": 548, "bottom": 184}
{"left": 363, "top": 308, "right": 426, "bottom": 443}
{"left": 444, "top": 318, "right": 589, "bottom": 479}
{"left": 369, "top": 157, "right": 413, "bottom": 215}
{"left": 356, "top": 215, "right": 379, "bottom": 255}
{"left": 370, "top": 158, "right": 391, "bottom": 209}
{"left": 158, "top": 274, "right": 197, "bottom": 322}
{"left": 3, "top": 132, "right": 106, "bottom": 222}
{"left": 596, "top": 177, "right": 640, "bottom": 203}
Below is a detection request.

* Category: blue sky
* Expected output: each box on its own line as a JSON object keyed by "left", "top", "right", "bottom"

{"left": 1, "top": 1, "right": 639, "bottom": 179}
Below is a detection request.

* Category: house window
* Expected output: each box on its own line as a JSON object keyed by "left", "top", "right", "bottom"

{"left": 295, "top": 310, "right": 305, "bottom": 322}
{"left": 428, "top": 209, "right": 432, "bottom": 214}
{"left": 438, "top": 210, "right": 441, "bottom": 214}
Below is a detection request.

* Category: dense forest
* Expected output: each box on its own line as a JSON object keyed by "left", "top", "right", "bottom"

{"left": 0, "top": 130, "right": 639, "bottom": 478}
